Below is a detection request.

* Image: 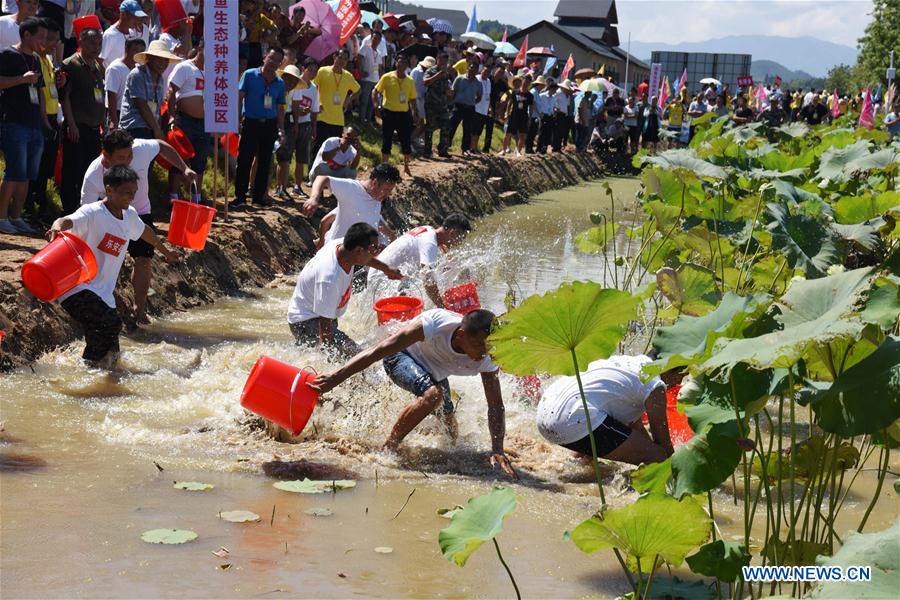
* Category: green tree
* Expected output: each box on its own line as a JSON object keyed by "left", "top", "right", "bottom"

{"left": 825, "top": 64, "right": 859, "bottom": 95}
{"left": 856, "top": 0, "right": 900, "bottom": 87}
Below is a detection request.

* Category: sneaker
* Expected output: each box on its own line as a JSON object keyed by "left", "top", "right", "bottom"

{"left": 275, "top": 185, "right": 285, "bottom": 197}
{"left": 10, "top": 218, "right": 37, "bottom": 234}
{"left": 0, "top": 219, "right": 18, "bottom": 234}
{"left": 254, "top": 196, "right": 273, "bottom": 207}
{"left": 292, "top": 186, "right": 308, "bottom": 198}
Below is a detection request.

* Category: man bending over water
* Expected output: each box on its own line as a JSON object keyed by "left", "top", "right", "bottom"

{"left": 536, "top": 354, "right": 679, "bottom": 466}
{"left": 311, "top": 308, "right": 517, "bottom": 478}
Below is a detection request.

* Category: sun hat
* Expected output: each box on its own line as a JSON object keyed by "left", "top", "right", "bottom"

{"left": 134, "top": 39, "right": 182, "bottom": 64}
{"left": 278, "top": 64, "right": 302, "bottom": 80}
{"left": 533, "top": 75, "right": 546, "bottom": 86}
{"left": 420, "top": 56, "right": 436, "bottom": 69}
{"left": 120, "top": 0, "right": 148, "bottom": 17}
{"left": 559, "top": 79, "right": 573, "bottom": 92}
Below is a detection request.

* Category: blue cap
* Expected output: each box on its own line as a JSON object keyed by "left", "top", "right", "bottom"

{"left": 120, "top": 0, "right": 148, "bottom": 17}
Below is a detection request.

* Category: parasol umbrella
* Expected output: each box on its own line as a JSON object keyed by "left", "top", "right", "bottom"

{"left": 700, "top": 77, "right": 721, "bottom": 85}
{"left": 290, "top": 0, "right": 340, "bottom": 62}
{"left": 427, "top": 17, "right": 453, "bottom": 36}
{"left": 493, "top": 41, "right": 518, "bottom": 56}
{"left": 526, "top": 46, "right": 556, "bottom": 57}
{"left": 574, "top": 67, "right": 595, "bottom": 80}
{"left": 460, "top": 31, "right": 496, "bottom": 50}
{"left": 360, "top": 10, "right": 385, "bottom": 28}
{"left": 397, "top": 43, "right": 438, "bottom": 60}
{"left": 358, "top": 1, "right": 379, "bottom": 12}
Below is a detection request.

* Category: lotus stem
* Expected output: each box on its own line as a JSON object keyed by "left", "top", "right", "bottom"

{"left": 638, "top": 183, "right": 686, "bottom": 285}
{"left": 856, "top": 441, "right": 889, "bottom": 533}
{"left": 787, "top": 369, "right": 798, "bottom": 567}
{"left": 492, "top": 538, "right": 521, "bottom": 600}
{"left": 641, "top": 555, "right": 660, "bottom": 600}
{"left": 570, "top": 348, "right": 606, "bottom": 505}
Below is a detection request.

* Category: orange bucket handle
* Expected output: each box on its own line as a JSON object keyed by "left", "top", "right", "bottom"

{"left": 289, "top": 365, "right": 318, "bottom": 431}
{"left": 59, "top": 232, "right": 90, "bottom": 277}
{"left": 370, "top": 276, "right": 421, "bottom": 304}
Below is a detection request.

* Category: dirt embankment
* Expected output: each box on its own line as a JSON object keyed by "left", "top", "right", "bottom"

{"left": 0, "top": 152, "right": 612, "bottom": 369}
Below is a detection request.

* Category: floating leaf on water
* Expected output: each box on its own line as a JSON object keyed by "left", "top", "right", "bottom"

{"left": 374, "top": 547, "right": 393, "bottom": 554}
{"left": 630, "top": 459, "right": 672, "bottom": 495}
{"left": 439, "top": 487, "right": 517, "bottom": 567}
{"left": 686, "top": 540, "right": 751, "bottom": 582}
{"left": 808, "top": 519, "right": 899, "bottom": 599}
{"left": 212, "top": 547, "right": 229, "bottom": 558}
{"left": 219, "top": 510, "right": 260, "bottom": 523}
{"left": 273, "top": 479, "right": 357, "bottom": 494}
{"left": 671, "top": 421, "right": 742, "bottom": 498}
{"left": 437, "top": 505, "right": 465, "bottom": 519}
{"left": 304, "top": 507, "right": 334, "bottom": 517}
{"left": 173, "top": 481, "right": 214, "bottom": 491}
{"left": 141, "top": 529, "right": 198, "bottom": 544}
{"left": 656, "top": 263, "right": 722, "bottom": 317}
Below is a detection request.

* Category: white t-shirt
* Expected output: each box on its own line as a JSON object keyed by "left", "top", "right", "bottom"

{"left": 410, "top": 65, "right": 426, "bottom": 100}
{"left": 359, "top": 36, "right": 386, "bottom": 81}
{"left": 310, "top": 136, "right": 358, "bottom": 176}
{"left": 323, "top": 177, "right": 382, "bottom": 244}
{"left": 100, "top": 25, "right": 150, "bottom": 67}
{"left": 405, "top": 309, "right": 497, "bottom": 383}
{"left": 105, "top": 58, "right": 130, "bottom": 110}
{"left": 158, "top": 32, "right": 181, "bottom": 89}
{"left": 475, "top": 76, "right": 491, "bottom": 116}
{"left": 168, "top": 59, "right": 204, "bottom": 100}
{"left": 0, "top": 15, "right": 19, "bottom": 51}
{"left": 287, "top": 238, "right": 354, "bottom": 324}
{"left": 536, "top": 354, "right": 665, "bottom": 445}
{"left": 80, "top": 139, "right": 161, "bottom": 216}
{"left": 1, "top": 1, "right": 17, "bottom": 14}
{"left": 373, "top": 225, "right": 438, "bottom": 274}
{"left": 291, "top": 82, "right": 319, "bottom": 123}
{"left": 58, "top": 202, "right": 146, "bottom": 308}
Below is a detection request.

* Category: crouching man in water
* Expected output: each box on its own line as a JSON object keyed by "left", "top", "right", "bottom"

{"left": 288, "top": 222, "right": 401, "bottom": 357}
{"left": 311, "top": 308, "right": 517, "bottom": 478}
{"left": 536, "top": 354, "right": 678, "bottom": 466}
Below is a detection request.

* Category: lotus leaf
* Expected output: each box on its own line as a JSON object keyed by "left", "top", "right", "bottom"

{"left": 765, "top": 201, "right": 841, "bottom": 277}
{"left": 630, "top": 459, "right": 672, "bottom": 495}
{"left": 763, "top": 537, "right": 829, "bottom": 567}
{"left": 641, "top": 168, "right": 708, "bottom": 215}
{"left": 861, "top": 280, "right": 900, "bottom": 330}
{"left": 770, "top": 181, "right": 833, "bottom": 218}
{"left": 304, "top": 507, "right": 334, "bottom": 516}
{"left": 141, "top": 529, "right": 198, "bottom": 544}
{"left": 681, "top": 364, "right": 782, "bottom": 420}
{"left": 808, "top": 336, "right": 900, "bottom": 436}
{"left": 656, "top": 263, "right": 722, "bottom": 317}
{"left": 807, "top": 518, "right": 899, "bottom": 598}
{"left": 272, "top": 479, "right": 357, "bottom": 493}
{"left": 644, "top": 576, "right": 716, "bottom": 600}
{"left": 488, "top": 282, "right": 639, "bottom": 376}
{"left": 438, "top": 487, "right": 516, "bottom": 567}
{"left": 844, "top": 147, "right": 900, "bottom": 176}
{"left": 686, "top": 540, "right": 751, "bottom": 582}
{"left": 437, "top": 505, "right": 464, "bottom": 519}
{"left": 833, "top": 191, "right": 900, "bottom": 224}
{"left": 219, "top": 510, "right": 260, "bottom": 523}
{"left": 775, "top": 122, "right": 810, "bottom": 139}
{"left": 641, "top": 149, "right": 728, "bottom": 181}
{"left": 569, "top": 494, "right": 711, "bottom": 570}
{"left": 748, "top": 167, "right": 807, "bottom": 181}
{"left": 671, "top": 421, "right": 742, "bottom": 498}
{"left": 574, "top": 222, "right": 616, "bottom": 255}
{"left": 173, "top": 481, "right": 214, "bottom": 491}
{"left": 817, "top": 140, "right": 872, "bottom": 182}
{"left": 830, "top": 222, "right": 883, "bottom": 252}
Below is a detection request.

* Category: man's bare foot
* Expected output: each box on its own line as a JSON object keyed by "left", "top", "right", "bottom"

{"left": 134, "top": 312, "right": 151, "bottom": 325}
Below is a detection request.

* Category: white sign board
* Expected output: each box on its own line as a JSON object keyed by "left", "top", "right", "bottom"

{"left": 204, "top": 0, "right": 238, "bottom": 134}
{"left": 648, "top": 63, "right": 662, "bottom": 100}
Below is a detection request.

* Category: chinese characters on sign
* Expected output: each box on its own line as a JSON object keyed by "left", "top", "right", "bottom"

{"left": 204, "top": 0, "right": 238, "bottom": 134}
{"left": 336, "top": 0, "right": 361, "bottom": 46}
{"left": 737, "top": 75, "right": 754, "bottom": 87}
{"left": 648, "top": 63, "right": 662, "bottom": 102}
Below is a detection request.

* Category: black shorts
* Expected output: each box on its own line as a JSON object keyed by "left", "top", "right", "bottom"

{"left": 506, "top": 113, "right": 528, "bottom": 135}
{"left": 561, "top": 414, "right": 632, "bottom": 457}
{"left": 128, "top": 214, "right": 155, "bottom": 258}
{"left": 295, "top": 122, "right": 313, "bottom": 164}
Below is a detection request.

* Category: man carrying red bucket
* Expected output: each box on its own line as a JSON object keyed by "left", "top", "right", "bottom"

{"left": 310, "top": 308, "right": 518, "bottom": 479}
{"left": 47, "top": 165, "right": 177, "bottom": 367}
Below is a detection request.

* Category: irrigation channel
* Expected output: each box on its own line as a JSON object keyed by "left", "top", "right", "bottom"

{"left": 0, "top": 177, "right": 895, "bottom": 598}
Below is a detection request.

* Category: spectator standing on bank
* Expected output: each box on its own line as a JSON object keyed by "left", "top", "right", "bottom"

{"left": 289, "top": 57, "right": 319, "bottom": 197}
{"left": 166, "top": 37, "right": 209, "bottom": 199}
{"left": 119, "top": 39, "right": 180, "bottom": 141}
{"left": 357, "top": 30, "right": 382, "bottom": 125}
{"left": 576, "top": 90, "right": 596, "bottom": 152}
{"left": 313, "top": 48, "right": 359, "bottom": 155}
{"left": 409, "top": 53, "right": 430, "bottom": 148}
{"left": 642, "top": 95, "right": 660, "bottom": 153}
{"left": 800, "top": 93, "right": 829, "bottom": 126}
{"left": 233, "top": 46, "right": 286, "bottom": 210}
{"left": 422, "top": 51, "right": 452, "bottom": 158}
{"left": 482, "top": 65, "right": 508, "bottom": 153}
{"left": 470, "top": 63, "right": 491, "bottom": 154}
{"left": 500, "top": 75, "right": 532, "bottom": 156}
{"left": 273, "top": 63, "right": 301, "bottom": 199}
{"left": 374, "top": 53, "right": 417, "bottom": 176}
{"left": 525, "top": 74, "right": 545, "bottom": 153}
{"left": 59, "top": 26, "right": 104, "bottom": 215}
{"left": 0, "top": 0, "right": 37, "bottom": 51}
{"left": 105, "top": 37, "right": 144, "bottom": 129}
{"left": 622, "top": 93, "right": 639, "bottom": 153}
{"left": 550, "top": 78, "right": 569, "bottom": 152}
{"left": 28, "top": 16, "right": 60, "bottom": 223}
{"left": 444, "top": 60, "right": 482, "bottom": 156}
{"left": 99, "top": 0, "right": 148, "bottom": 67}
{"left": 537, "top": 77, "right": 558, "bottom": 153}
{"left": 0, "top": 15, "right": 48, "bottom": 235}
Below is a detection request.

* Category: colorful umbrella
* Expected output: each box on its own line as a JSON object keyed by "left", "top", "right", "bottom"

{"left": 526, "top": 46, "right": 556, "bottom": 57}
{"left": 290, "top": 0, "right": 341, "bottom": 62}
{"left": 493, "top": 41, "right": 518, "bottom": 56}
{"left": 460, "top": 31, "right": 495, "bottom": 50}
{"left": 427, "top": 17, "right": 452, "bottom": 35}
{"left": 398, "top": 43, "right": 438, "bottom": 59}
{"left": 360, "top": 10, "right": 385, "bottom": 27}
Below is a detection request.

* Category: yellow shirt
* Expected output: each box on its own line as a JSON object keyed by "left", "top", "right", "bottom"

{"left": 247, "top": 13, "right": 275, "bottom": 43}
{"left": 375, "top": 71, "right": 416, "bottom": 112}
{"left": 314, "top": 66, "right": 361, "bottom": 126}
{"left": 39, "top": 54, "right": 58, "bottom": 115}
{"left": 667, "top": 102, "right": 684, "bottom": 127}
{"left": 453, "top": 58, "right": 468, "bottom": 76}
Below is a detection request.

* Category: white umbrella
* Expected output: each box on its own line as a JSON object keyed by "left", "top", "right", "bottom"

{"left": 493, "top": 41, "right": 518, "bottom": 56}
{"left": 700, "top": 77, "right": 721, "bottom": 85}
{"left": 460, "top": 31, "right": 496, "bottom": 50}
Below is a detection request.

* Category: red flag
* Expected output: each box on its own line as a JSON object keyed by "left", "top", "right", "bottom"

{"left": 513, "top": 34, "right": 528, "bottom": 68}
{"left": 858, "top": 87, "right": 874, "bottom": 129}
{"left": 678, "top": 68, "right": 687, "bottom": 93}
{"left": 560, "top": 53, "right": 575, "bottom": 80}
{"left": 501, "top": 28, "right": 507, "bottom": 43}
{"left": 336, "top": 0, "right": 361, "bottom": 47}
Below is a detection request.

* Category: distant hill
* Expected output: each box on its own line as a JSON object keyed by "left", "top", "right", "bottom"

{"left": 628, "top": 35, "right": 857, "bottom": 77}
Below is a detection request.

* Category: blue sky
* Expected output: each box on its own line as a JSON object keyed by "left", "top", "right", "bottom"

{"left": 408, "top": 1, "right": 872, "bottom": 47}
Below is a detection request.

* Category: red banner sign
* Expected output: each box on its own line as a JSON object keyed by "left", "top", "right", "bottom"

{"left": 336, "top": 0, "right": 361, "bottom": 47}
{"left": 737, "top": 75, "right": 754, "bottom": 87}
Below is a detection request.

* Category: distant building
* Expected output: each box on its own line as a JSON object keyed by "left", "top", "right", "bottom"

{"left": 651, "top": 51, "right": 752, "bottom": 95}
{"left": 508, "top": 0, "right": 649, "bottom": 89}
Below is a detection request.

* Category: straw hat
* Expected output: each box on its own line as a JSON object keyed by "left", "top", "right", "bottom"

{"left": 135, "top": 40, "right": 182, "bottom": 64}
{"left": 533, "top": 75, "right": 546, "bottom": 86}
{"left": 279, "top": 64, "right": 302, "bottom": 81}
{"left": 420, "top": 56, "right": 436, "bottom": 69}
{"left": 559, "top": 79, "right": 574, "bottom": 92}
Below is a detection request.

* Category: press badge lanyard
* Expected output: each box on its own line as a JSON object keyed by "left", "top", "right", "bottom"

{"left": 76, "top": 53, "right": 105, "bottom": 105}
{"left": 331, "top": 69, "right": 344, "bottom": 105}
{"left": 18, "top": 48, "right": 40, "bottom": 105}
{"left": 262, "top": 72, "right": 277, "bottom": 111}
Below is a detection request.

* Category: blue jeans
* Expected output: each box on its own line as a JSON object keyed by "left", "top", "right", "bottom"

{"left": 1, "top": 121, "right": 44, "bottom": 181}
{"left": 383, "top": 351, "right": 455, "bottom": 415}
{"left": 173, "top": 112, "right": 211, "bottom": 176}
{"left": 358, "top": 80, "right": 376, "bottom": 123}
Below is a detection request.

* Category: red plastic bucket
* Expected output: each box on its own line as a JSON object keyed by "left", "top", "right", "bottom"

{"left": 73, "top": 15, "right": 101, "bottom": 41}
{"left": 21, "top": 231, "right": 98, "bottom": 302}
{"left": 442, "top": 282, "right": 480, "bottom": 314}
{"left": 240, "top": 356, "right": 319, "bottom": 436}
{"left": 155, "top": 0, "right": 188, "bottom": 30}
{"left": 642, "top": 384, "right": 692, "bottom": 444}
{"left": 374, "top": 296, "right": 423, "bottom": 324}
{"left": 220, "top": 134, "right": 239, "bottom": 158}
{"left": 157, "top": 128, "right": 195, "bottom": 170}
{"left": 168, "top": 200, "right": 216, "bottom": 250}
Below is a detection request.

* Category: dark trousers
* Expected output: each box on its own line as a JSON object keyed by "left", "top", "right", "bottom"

{"left": 424, "top": 104, "right": 449, "bottom": 156}
{"left": 537, "top": 115, "right": 554, "bottom": 153}
{"left": 61, "top": 290, "right": 122, "bottom": 363}
{"left": 481, "top": 114, "right": 496, "bottom": 152}
{"left": 28, "top": 119, "right": 59, "bottom": 219}
{"left": 313, "top": 121, "right": 343, "bottom": 157}
{"left": 61, "top": 124, "right": 101, "bottom": 214}
{"left": 381, "top": 109, "right": 413, "bottom": 155}
{"left": 525, "top": 118, "right": 540, "bottom": 153}
{"left": 235, "top": 118, "right": 277, "bottom": 203}
{"left": 443, "top": 103, "right": 475, "bottom": 153}
{"left": 552, "top": 113, "right": 568, "bottom": 152}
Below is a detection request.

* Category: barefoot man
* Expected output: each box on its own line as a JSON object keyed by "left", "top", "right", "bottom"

{"left": 311, "top": 308, "right": 517, "bottom": 478}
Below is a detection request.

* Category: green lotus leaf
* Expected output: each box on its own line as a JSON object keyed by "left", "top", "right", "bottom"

{"left": 817, "top": 140, "right": 872, "bottom": 182}
{"left": 725, "top": 123, "right": 763, "bottom": 144}
{"left": 641, "top": 149, "right": 728, "bottom": 180}
{"left": 861, "top": 279, "right": 900, "bottom": 330}
{"left": 770, "top": 181, "right": 834, "bottom": 218}
{"left": 808, "top": 337, "right": 900, "bottom": 436}
{"left": 219, "top": 510, "right": 260, "bottom": 523}
{"left": 141, "top": 529, "right": 198, "bottom": 544}
{"left": 700, "top": 267, "right": 875, "bottom": 373}
{"left": 680, "top": 365, "right": 780, "bottom": 422}
{"left": 574, "top": 222, "right": 617, "bottom": 255}
{"left": 488, "top": 281, "right": 639, "bottom": 376}
{"left": 747, "top": 167, "right": 807, "bottom": 181}
{"left": 808, "top": 518, "right": 899, "bottom": 598}
{"left": 644, "top": 576, "right": 717, "bottom": 600}
{"left": 833, "top": 191, "right": 900, "bottom": 224}
{"left": 831, "top": 222, "right": 883, "bottom": 252}
{"left": 272, "top": 479, "right": 357, "bottom": 493}
{"left": 438, "top": 487, "right": 516, "bottom": 567}
{"left": 845, "top": 147, "right": 900, "bottom": 175}
{"left": 569, "top": 494, "right": 710, "bottom": 570}
{"left": 754, "top": 436, "right": 860, "bottom": 483}
{"left": 775, "top": 122, "right": 810, "bottom": 139}
{"left": 650, "top": 292, "right": 771, "bottom": 374}
{"left": 641, "top": 167, "right": 708, "bottom": 215}
{"left": 173, "top": 481, "right": 214, "bottom": 491}
{"left": 766, "top": 201, "right": 841, "bottom": 277}
{"left": 656, "top": 263, "right": 722, "bottom": 317}
{"left": 815, "top": 128, "right": 858, "bottom": 154}
{"left": 630, "top": 459, "right": 672, "bottom": 495}
{"left": 686, "top": 540, "right": 751, "bottom": 582}
{"left": 763, "top": 536, "right": 829, "bottom": 567}
{"left": 671, "top": 420, "right": 741, "bottom": 498}
{"left": 437, "top": 505, "right": 465, "bottom": 519}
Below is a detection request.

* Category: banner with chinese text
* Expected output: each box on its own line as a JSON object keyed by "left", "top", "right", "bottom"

{"left": 204, "top": 0, "right": 238, "bottom": 134}
{"left": 336, "top": 0, "right": 361, "bottom": 47}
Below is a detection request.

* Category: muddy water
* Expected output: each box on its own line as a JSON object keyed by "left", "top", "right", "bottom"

{"left": 0, "top": 178, "right": 894, "bottom": 599}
